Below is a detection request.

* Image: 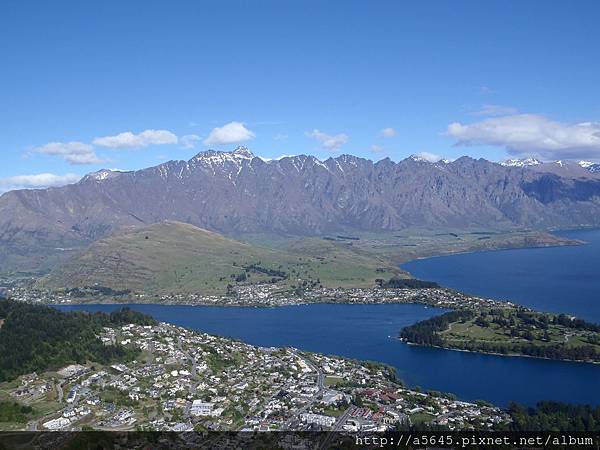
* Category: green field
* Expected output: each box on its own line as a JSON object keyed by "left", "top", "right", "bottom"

{"left": 441, "top": 311, "right": 600, "bottom": 352}
{"left": 37, "top": 221, "right": 403, "bottom": 296}
{"left": 401, "top": 307, "right": 600, "bottom": 363}
{"left": 324, "top": 376, "right": 345, "bottom": 387}
{"left": 440, "top": 309, "right": 600, "bottom": 362}
{"left": 34, "top": 221, "right": 579, "bottom": 299}
{"left": 241, "top": 227, "right": 578, "bottom": 265}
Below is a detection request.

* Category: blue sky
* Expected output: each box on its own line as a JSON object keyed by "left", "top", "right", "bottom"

{"left": 1, "top": 0, "right": 600, "bottom": 190}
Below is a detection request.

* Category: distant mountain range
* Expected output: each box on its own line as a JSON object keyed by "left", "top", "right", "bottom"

{"left": 2, "top": 147, "right": 600, "bottom": 274}
{"left": 501, "top": 157, "right": 600, "bottom": 178}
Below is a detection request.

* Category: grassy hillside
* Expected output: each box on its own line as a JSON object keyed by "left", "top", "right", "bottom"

{"left": 239, "top": 228, "right": 579, "bottom": 266}
{"left": 37, "top": 221, "right": 402, "bottom": 296}
{"left": 400, "top": 308, "right": 600, "bottom": 363}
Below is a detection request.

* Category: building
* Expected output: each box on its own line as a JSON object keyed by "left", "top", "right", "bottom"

{"left": 43, "top": 417, "right": 70, "bottom": 430}
{"left": 321, "top": 390, "right": 348, "bottom": 405}
{"left": 66, "top": 388, "right": 78, "bottom": 404}
{"left": 300, "top": 413, "right": 336, "bottom": 428}
{"left": 171, "top": 422, "right": 194, "bottom": 432}
{"left": 57, "top": 364, "right": 86, "bottom": 378}
{"left": 191, "top": 400, "right": 214, "bottom": 416}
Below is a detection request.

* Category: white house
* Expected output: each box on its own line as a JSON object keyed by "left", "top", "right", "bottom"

{"left": 191, "top": 400, "right": 214, "bottom": 416}
{"left": 43, "top": 417, "right": 70, "bottom": 430}
{"left": 300, "top": 413, "right": 336, "bottom": 428}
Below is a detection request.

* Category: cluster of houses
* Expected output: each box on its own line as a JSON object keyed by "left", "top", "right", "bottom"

{"left": 5, "top": 275, "right": 516, "bottom": 312}
{"left": 3, "top": 321, "right": 510, "bottom": 432}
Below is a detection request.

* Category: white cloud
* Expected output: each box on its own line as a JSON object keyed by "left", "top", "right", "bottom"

{"left": 203, "top": 122, "right": 255, "bottom": 146}
{"left": 93, "top": 129, "right": 178, "bottom": 149}
{"left": 0, "top": 173, "right": 81, "bottom": 193}
{"left": 180, "top": 134, "right": 201, "bottom": 149}
{"left": 33, "top": 141, "right": 104, "bottom": 165}
{"left": 447, "top": 114, "right": 600, "bottom": 160}
{"left": 471, "top": 104, "right": 519, "bottom": 117}
{"left": 370, "top": 145, "right": 384, "bottom": 153}
{"left": 380, "top": 128, "right": 396, "bottom": 138}
{"left": 273, "top": 133, "right": 289, "bottom": 141}
{"left": 306, "top": 129, "right": 348, "bottom": 151}
{"left": 414, "top": 151, "right": 443, "bottom": 162}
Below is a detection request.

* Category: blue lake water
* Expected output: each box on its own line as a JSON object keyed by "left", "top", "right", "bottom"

{"left": 402, "top": 229, "right": 600, "bottom": 324}
{"left": 59, "top": 302, "right": 600, "bottom": 407}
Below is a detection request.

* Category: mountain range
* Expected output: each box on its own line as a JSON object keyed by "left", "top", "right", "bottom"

{"left": 1, "top": 147, "right": 600, "bottom": 274}
{"left": 501, "top": 157, "right": 600, "bottom": 178}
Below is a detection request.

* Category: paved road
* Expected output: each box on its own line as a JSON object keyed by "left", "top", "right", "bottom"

{"left": 191, "top": 356, "right": 198, "bottom": 379}
{"left": 332, "top": 406, "right": 353, "bottom": 431}
{"left": 178, "top": 336, "right": 200, "bottom": 398}
{"left": 183, "top": 401, "right": 192, "bottom": 419}
{"left": 319, "top": 407, "right": 353, "bottom": 450}
{"left": 56, "top": 381, "right": 64, "bottom": 403}
{"left": 281, "top": 351, "right": 326, "bottom": 430}
{"left": 316, "top": 367, "right": 325, "bottom": 390}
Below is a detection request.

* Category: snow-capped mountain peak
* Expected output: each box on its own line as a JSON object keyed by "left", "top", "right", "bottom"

{"left": 82, "top": 169, "right": 125, "bottom": 182}
{"left": 408, "top": 154, "right": 431, "bottom": 163}
{"left": 500, "top": 157, "right": 541, "bottom": 167}
{"left": 191, "top": 147, "right": 255, "bottom": 164}
{"left": 231, "top": 146, "right": 254, "bottom": 159}
{"left": 579, "top": 160, "right": 600, "bottom": 173}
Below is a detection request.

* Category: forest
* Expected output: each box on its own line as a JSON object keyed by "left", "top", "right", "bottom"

{"left": 0, "top": 299, "right": 156, "bottom": 381}
{"left": 399, "top": 310, "right": 475, "bottom": 346}
{"left": 508, "top": 401, "right": 600, "bottom": 432}
{"left": 377, "top": 277, "right": 440, "bottom": 289}
{"left": 0, "top": 401, "right": 34, "bottom": 423}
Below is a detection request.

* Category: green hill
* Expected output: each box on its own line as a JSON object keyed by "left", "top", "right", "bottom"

{"left": 37, "top": 221, "right": 402, "bottom": 296}
{"left": 0, "top": 299, "right": 155, "bottom": 381}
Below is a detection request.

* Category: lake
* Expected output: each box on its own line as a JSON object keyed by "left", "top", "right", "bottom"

{"left": 58, "top": 302, "right": 600, "bottom": 407}
{"left": 402, "top": 229, "right": 600, "bottom": 324}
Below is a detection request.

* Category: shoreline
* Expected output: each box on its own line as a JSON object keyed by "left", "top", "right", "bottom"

{"left": 398, "top": 236, "right": 585, "bottom": 266}
{"left": 400, "top": 340, "right": 600, "bottom": 366}
{"left": 20, "top": 233, "right": 584, "bottom": 309}
{"left": 52, "top": 299, "right": 600, "bottom": 366}
{"left": 10, "top": 228, "right": 599, "bottom": 373}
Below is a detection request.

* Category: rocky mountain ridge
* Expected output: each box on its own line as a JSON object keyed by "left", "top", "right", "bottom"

{"left": 501, "top": 157, "right": 600, "bottom": 178}
{"left": 1, "top": 147, "right": 600, "bottom": 273}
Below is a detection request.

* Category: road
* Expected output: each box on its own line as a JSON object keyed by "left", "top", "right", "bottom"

{"left": 281, "top": 351, "right": 326, "bottom": 430}
{"left": 332, "top": 406, "right": 353, "bottom": 431}
{"left": 316, "top": 366, "right": 325, "bottom": 390}
{"left": 56, "top": 381, "right": 64, "bottom": 403}
{"left": 319, "top": 406, "right": 353, "bottom": 450}
{"left": 178, "top": 336, "right": 200, "bottom": 417}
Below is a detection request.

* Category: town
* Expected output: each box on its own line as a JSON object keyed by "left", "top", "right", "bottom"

{"left": 2, "top": 277, "right": 516, "bottom": 312}
{"left": 1, "top": 321, "right": 509, "bottom": 432}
